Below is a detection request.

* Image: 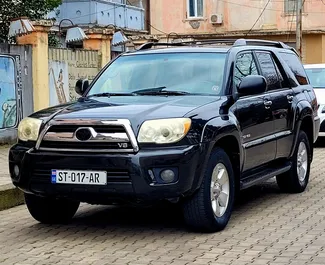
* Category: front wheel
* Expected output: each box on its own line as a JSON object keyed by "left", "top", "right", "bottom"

{"left": 182, "top": 148, "right": 235, "bottom": 232}
{"left": 276, "top": 131, "right": 311, "bottom": 193}
{"left": 24, "top": 193, "right": 80, "bottom": 224}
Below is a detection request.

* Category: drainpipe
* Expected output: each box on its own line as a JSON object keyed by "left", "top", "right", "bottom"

{"left": 146, "top": 0, "right": 150, "bottom": 33}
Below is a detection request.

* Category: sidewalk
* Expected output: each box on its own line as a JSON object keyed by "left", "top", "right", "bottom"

{"left": 0, "top": 147, "right": 24, "bottom": 210}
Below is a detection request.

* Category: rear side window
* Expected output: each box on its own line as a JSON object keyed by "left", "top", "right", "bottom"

{"left": 280, "top": 52, "right": 308, "bottom": 85}
{"left": 256, "top": 52, "right": 282, "bottom": 91}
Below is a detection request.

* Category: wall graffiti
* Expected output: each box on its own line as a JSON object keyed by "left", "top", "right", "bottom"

{"left": 0, "top": 56, "right": 17, "bottom": 129}
{"left": 49, "top": 61, "right": 69, "bottom": 106}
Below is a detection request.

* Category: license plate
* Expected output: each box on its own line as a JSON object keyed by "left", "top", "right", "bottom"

{"left": 51, "top": 170, "right": 107, "bottom": 185}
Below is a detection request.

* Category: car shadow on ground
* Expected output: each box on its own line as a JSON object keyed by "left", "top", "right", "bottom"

{"left": 22, "top": 180, "right": 284, "bottom": 237}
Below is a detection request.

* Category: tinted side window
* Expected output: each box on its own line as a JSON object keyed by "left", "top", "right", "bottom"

{"left": 279, "top": 52, "right": 308, "bottom": 85}
{"left": 256, "top": 52, "right": 281, "bottom": 91}
{"left": 234, "top": 52, "right": 258, "bottom": 88}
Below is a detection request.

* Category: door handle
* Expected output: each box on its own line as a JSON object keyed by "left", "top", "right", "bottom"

{"left": 287, "top": 95, "right": 294, "bottom": 102}
{"left": 264, "top": 100, "right": 272, "bottom": 109}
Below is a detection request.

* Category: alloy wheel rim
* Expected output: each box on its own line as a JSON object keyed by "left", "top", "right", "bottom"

{"left": 297, "top": 141, "right": 308, "bottom": 182}
{"left": 210, "top": 163, "right": 230, "bottom": 217}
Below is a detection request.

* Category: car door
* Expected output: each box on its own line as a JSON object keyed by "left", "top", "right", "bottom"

{"left": 233, "top": 51, "right": 276, "bottom": 172}
{"left": 255, "top": 51, "right": 295, "bottom": 159}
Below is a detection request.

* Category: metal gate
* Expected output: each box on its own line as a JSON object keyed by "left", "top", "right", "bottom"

{"left": 0, "top": 44, "right": 33, "bottom": 144}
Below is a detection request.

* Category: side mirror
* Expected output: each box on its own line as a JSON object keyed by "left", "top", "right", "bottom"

{"left": 238, "top": 75, "right": 267, "bottom": 96}
{"left": 75, "top": 79, "right": 89, "bottom": 96}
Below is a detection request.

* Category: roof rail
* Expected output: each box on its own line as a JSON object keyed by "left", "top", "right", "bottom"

{"left": 233, "top": 38, "right": 289, "bottom": 48}
{"left": 137, "top": 38, "right": 295, "bottom": 52}
{"left": 137, "top": 39, "right": 238, "bottom": 50}
{"left": 234, "top": 39, "right": 299, "bottom": 55}
{"left": 137, "top": 42, "right": 186, "bottom": 50}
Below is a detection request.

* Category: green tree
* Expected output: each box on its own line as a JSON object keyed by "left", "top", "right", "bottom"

{"left": 0, "top": 0, "right": 61, "bottom": 42}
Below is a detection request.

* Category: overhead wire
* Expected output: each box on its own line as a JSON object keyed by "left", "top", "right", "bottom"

{"left": 246, "top": 0, "right": 272, "bottom": 36}
{"left": 58, "top": 0, "right": 321, "bottom": 36}
{"left": 218, "top": 0, "right": 322, "bottom": 13}
{"left": 287, "top": 0, "right": 306, "bottom": 41}
{"left": 286, "top": 0, "right": 296, "bottom": 41}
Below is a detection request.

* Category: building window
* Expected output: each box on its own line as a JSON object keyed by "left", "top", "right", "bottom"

{"left": 284, "top": 0, "right": 295, "bottom": 14}
{"left": 284, "top": 0, "right": 304, "bottom": 14}
{"left": 188, "top": 0, "right": 204, "bottom": 18}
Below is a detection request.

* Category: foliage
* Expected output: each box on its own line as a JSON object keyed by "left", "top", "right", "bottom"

{"left": 0, "top": 0, "right": 62, "bottom": 42}
{"left": 48, "top": 34, "right": 61, "bottom": 48}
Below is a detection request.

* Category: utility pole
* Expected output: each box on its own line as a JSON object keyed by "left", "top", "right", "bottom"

{"left": 296, "top": 0, "right": 303, "bottom": 59}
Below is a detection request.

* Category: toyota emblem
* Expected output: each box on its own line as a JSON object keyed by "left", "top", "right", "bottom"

{"left": 75, "top": 128, "right": 92, "bottom": 141}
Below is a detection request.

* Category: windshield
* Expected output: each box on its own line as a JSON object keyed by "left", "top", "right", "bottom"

{"left": 305, "top": 67, "right": 325, "bottom": 88}
{"left": 88, "top": 52, "right": 227, "bottom": 96}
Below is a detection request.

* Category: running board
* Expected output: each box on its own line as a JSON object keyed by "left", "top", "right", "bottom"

{"left": 240, "top": 162, "right": 292, "bottom": 190}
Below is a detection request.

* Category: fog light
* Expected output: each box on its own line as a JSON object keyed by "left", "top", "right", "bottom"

{"left": 13, "top": 165, "right": 20, "bottom": 177}
{"left": 160, "top": 169, "right": 175, "bottom": 183}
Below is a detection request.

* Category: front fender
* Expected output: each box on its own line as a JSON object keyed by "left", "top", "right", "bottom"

{"left": 190, "top": 115, "right": 243, "bottom": 192}
{"left": 289, "top": 100, "right": 314, "bottom": 158}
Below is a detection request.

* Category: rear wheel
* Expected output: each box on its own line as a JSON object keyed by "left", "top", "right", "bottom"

{"left": 24, "top": 193, "right": 80, "bottom": 224}
{"left": 276, "top": 131, "right": 311, "bottom": 193}
{"left": 182, "top": 148, "right": 235, "bottom": 232}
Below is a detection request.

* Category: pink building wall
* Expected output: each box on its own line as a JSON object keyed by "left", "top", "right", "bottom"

{"left": 150, "top": 0, "right": 325, "bottom": 35}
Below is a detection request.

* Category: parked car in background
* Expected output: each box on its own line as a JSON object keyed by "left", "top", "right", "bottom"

{"left": 305, "top": 64, "right": 325, "bottom": 137}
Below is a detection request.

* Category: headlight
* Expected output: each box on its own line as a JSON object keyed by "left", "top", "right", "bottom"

{"left": 18, "top": 117, "right": 42, "bottom": 142}
{"left": 138, "top": 118, "right": 191, "bottom": 144}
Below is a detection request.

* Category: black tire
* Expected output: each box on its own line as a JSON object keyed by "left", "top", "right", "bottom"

{"left": 276, "top": 131, "right": 311, "bottom": 193}
{"left": 24, "top": 193, "right": 80, "bottom": 224}
{"left": 182, "top": 148, "right": 235, "bottom": 232}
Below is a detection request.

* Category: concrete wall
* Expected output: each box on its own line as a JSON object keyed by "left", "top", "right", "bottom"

{"left": 150, "top": 0, "right": 325, "bottom": 34}
{"left": 49, "top": 48, "right": 101, "bottom": 104}
{"left": 0, "top": 44, "right": 33, "bottom": 144}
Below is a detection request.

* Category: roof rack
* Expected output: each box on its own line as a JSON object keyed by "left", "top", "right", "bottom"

{"left": 136, "top": 38, "right": 297, "bottom": 53}
{"left": 137, "top": 42, "right": 187, "bottom": 50}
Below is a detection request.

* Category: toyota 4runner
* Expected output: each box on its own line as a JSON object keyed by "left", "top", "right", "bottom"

{"left": 9, "top": 39, "right": 320, "bottom": 232}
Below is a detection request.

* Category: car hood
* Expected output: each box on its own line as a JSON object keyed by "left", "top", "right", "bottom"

{"left": 313, "top": 88, "right": 325, "bottom": 104}
{"left": 31, "top": 95, "right": 221, "bottom": 129}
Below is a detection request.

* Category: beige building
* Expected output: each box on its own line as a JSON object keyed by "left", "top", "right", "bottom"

{"left": 149, "top": 0, "right": 325, "bottom": 63}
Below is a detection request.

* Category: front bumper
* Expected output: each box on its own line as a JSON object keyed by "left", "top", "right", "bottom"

{"left": 9, "top": 144, "right": 208, "bottom": 203}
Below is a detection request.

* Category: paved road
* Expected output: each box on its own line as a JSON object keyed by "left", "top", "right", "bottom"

{"left": 1, "top": 147, "right": 325, "bottom": 265}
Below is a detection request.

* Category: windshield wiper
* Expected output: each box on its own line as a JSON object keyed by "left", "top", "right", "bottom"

{"left": 132, "top": 86, "right": 167, "bottom": 94}
{"left": 136, "top": 90, "right": 190, "bottom": 96}
{"left": 86, "top": 92, "right": 136, "bottom": 98}
{"left": 132, "top": 86, "right": 190, "bottom": 96}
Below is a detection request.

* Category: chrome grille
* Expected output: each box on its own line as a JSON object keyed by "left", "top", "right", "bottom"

{"left": 36, "top": 119, "right": 139, "bottom": 153}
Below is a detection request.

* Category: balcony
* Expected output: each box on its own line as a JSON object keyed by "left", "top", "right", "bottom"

{"left": 47, "top": 0, "right": 145, "bottom": 31}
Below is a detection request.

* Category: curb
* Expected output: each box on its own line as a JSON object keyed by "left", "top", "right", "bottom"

{"left": 0, "top": 183, "right": 24, "bottom": 211}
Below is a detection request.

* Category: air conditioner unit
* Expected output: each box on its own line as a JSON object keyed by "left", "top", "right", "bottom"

{"left": 210, "top": 14, "right": 223, "bottom": 25}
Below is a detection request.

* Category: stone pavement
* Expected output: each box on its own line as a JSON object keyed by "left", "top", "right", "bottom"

{"left": 1, "top": 147, "right": 325, "bottom": 265}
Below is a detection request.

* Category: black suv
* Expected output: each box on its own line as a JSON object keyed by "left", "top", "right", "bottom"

{"left": 9, "top": 39, "right": 320, "bottom": 232}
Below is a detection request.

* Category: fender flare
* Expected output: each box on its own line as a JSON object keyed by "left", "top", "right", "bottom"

{"left": 191, "top": 116, "right": 243, "bottom": 191}
{"left": 289, "top": 100, "right": 314, "bottom": 159}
